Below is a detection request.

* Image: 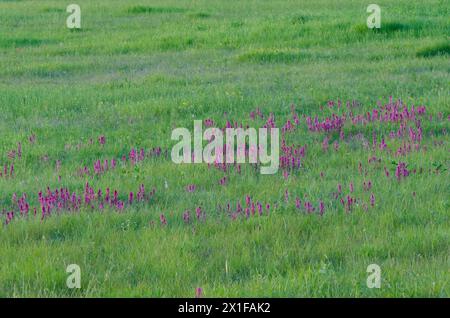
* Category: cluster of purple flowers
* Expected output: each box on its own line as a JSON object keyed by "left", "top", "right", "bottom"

{"left": 77, "top": 146, "right": 167, "bottom": 178}
{"left": 395, "top": 162, "right": 410, "bottom": 180}
{"left": 3, "top": 183, "right": 157, "bottom": 224}
{"left": 0, "top": 164, "right": 14, "bottom": 178}
{"left": 2, "top": 97, "right": 447, "bottom": 227}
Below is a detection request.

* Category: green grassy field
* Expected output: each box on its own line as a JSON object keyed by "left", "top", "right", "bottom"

{"left": 0, "top": 0, "right": 449, "bottom": 297}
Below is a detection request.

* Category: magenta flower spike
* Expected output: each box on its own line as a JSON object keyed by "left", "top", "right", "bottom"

{"left": 98, "top": 135, "right": 106, "bottom": 145}
{"left": 183, "top": 210, "right": 190, "bottom": 224}
{"left": 160, "top": 214, "right": 167, "bottom": 225}
{"left": 245, "top": 195, "right": 251, "bottom": 206}
{"left": 129, "top": 192, "right": 134, "bottom": 205}
{"left": 196, "top": 207, "right": 202, "bottom": 220}
{"left": 370, "top": 193, "right": 375, "bottom": 207}
{"left": 195, "top": 287, "right": 203, "bottom": 298}
{"left": 257, "top": 202, "right": 263, "bottom": 215}
{"left": 319, "top": 201, "right": 325, "bottom": 215}
{"left": 295, "top": 197, "right": 301, "bottom": 209}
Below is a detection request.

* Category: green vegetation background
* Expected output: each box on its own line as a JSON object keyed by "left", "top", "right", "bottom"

{"left": 0, "top": 0, "right": 448, "bottom": 297}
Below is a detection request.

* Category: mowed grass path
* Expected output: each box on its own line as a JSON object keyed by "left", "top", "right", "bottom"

{"left": 0, "top": 0, "right": 449, "bottom": 297}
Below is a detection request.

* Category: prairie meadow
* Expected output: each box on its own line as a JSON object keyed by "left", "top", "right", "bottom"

{"left": 0, "top": 0, "right": 448, "bottom": 297}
